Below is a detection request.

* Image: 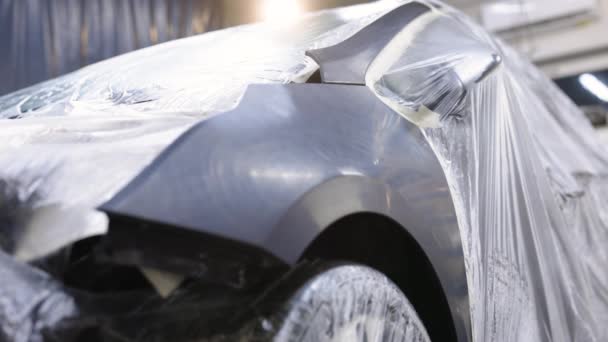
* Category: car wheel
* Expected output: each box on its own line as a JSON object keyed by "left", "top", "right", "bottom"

{"left": 262, "top": 264, "right": 431, "bottom": 342}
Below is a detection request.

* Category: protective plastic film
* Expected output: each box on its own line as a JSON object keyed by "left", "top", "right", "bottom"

{"left": 212, "top": 264, "right": 432, "bottom": 341}
{"left": 368, "top": 3, "right": 608, "bottom": 341}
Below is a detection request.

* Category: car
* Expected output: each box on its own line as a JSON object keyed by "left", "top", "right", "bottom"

{"left": 1, "top": 1, "right": 607, "bottom": 342}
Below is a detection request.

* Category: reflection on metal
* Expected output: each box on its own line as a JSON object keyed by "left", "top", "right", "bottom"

{"left": 367, "top": 12, "right": 502, "bottom": 127}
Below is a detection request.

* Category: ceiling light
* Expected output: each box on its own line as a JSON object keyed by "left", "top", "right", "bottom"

{"left": 260, "top": 0, "right": 302, "bottom": 24}
{"left": 579, "top": 73, "right": 608, "bottom": 102}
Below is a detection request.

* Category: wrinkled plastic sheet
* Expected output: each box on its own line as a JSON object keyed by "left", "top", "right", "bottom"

{"left": 1, "top": 0, "right": 608, "bottom": 341}
{"left": 367, "top": 2, "right": 608, "bottom": 340}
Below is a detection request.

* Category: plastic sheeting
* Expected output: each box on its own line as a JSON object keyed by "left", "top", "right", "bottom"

{"left": 369, "top": 3, "right": 608, "bottom": 341}
{"left": 427, "top": 42, "right": 608, "bottom": 339}
{"left": 1, "top": 0, "right": 608, "bottom": 341}
{"left": 262, "top": 265, "right": 431, "bottom": 342}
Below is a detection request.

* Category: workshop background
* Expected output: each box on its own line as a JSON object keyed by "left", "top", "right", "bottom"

{"left": 2, "top": 0, "right": 608, "bottom": 138}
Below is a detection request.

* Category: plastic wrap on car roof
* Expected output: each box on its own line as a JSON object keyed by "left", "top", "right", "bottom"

{"left": 2, "top": 0, "right": 608, "bottom": 341}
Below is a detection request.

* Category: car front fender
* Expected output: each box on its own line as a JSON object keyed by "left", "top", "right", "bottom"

{"left": 101, "top": 83, "right": 469, "bottom": 339}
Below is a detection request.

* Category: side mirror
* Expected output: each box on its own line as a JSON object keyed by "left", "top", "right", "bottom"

{"left": 367, "top": 13, "right": 501, "bottom": 127}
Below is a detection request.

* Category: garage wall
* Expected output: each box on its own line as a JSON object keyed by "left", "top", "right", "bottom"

{"left": 0, "top": 0, "right": 222, "bottom": 96}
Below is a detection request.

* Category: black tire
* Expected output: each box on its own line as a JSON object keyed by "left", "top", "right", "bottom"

{"left": 264, "top": 264, "right": 431, "bottom": 342}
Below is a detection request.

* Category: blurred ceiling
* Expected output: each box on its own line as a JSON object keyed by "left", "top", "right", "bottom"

{"left": 219, "top": 0, "right": 487, "bottom": 28}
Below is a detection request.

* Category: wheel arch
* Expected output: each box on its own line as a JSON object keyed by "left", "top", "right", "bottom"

{"left": 301, "top": 212, "right": 457, "bottom": 342}
{"left": 267, "top": 175, "right": 471, "bottom": 342}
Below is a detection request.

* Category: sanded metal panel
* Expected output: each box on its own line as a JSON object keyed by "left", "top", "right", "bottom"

{"left": 101, "top": 83, "right": 470, "bottom": 341}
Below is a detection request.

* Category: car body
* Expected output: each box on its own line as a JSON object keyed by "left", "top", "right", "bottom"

{"left": 1, "top": 1, "right": 608, "bottom": 342}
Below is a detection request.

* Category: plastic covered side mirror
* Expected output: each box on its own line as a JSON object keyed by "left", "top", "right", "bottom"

{"left": 366, "top": 11, "right": 501, "bottom": 128}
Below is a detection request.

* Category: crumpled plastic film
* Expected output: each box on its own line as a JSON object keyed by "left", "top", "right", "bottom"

{"left": 0, "top": 250, "right": 77, "bottom": 342}
{"left": 368, "top": 2, "right": 608, "bottom": 341}
{"left": 211, "top": 265, "right": 431, "bottom": 341}
{"left": 366, "top": 6, "right": 501, "bottom": 128}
